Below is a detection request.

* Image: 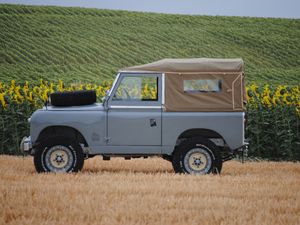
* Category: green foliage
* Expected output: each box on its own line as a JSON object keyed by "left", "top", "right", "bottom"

{"left": 246, "top": 106, "right": 300, "bottom": 161}
{"left": 0, "top": 4, "right": 300, "bottom": 85}
{"left": 0, "top": 102, "right": 34, "bottom": 155}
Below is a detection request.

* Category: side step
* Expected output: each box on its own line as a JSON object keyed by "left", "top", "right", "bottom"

{"left": 102, "top": 155, "right": 149, "bottom": 160}
{"left": 103, "top": 155, "right": 110, "bottom": 161}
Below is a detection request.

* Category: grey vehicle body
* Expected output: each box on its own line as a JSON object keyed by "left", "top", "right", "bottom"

{"left": 27, "top": 73, "right": 245, "bottom": 155}
{"left": 21, "top": 58, "right": 248, "bottom": 174}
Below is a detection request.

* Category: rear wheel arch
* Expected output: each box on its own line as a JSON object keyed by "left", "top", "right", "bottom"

{"left": 177, "top": 128, "right": 223, "bottom": 140}
{"left": 35, "top": 126, "right": 88, "bottom": 147}
{"left": 175, "top": 128, "right": 226, "bottom": 149}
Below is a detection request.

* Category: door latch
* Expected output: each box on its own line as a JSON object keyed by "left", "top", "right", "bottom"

{"left": 150, "top": 119, "right": 157, "bottom": 127}
{"left": 104, "top": 137, "right": 110, "bottom": 143}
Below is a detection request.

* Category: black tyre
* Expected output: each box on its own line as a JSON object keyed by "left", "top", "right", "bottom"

{"left": 162, "top": 154, "right": 173, "bottom": 162}
{"left": 50, "top": 90, "right": 96, "bottom": 107}
{"left": 172, "top": 137, "right": 222, "bottom": 174}
{"left": 34, "top": 136, "right": 84, "bottom": 173}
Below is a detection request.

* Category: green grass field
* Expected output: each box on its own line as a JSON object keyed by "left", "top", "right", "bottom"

{"left": 0, "top": 4, "right": 299, "bottom": 84}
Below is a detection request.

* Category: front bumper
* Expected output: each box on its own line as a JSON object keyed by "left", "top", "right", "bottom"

{"left": 20, "top": 136, "right": 32, "bottom": 153}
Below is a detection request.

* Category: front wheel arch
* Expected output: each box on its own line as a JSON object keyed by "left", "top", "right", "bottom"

{"left": 35, "top": 126, "right": 88, "bottom": 149}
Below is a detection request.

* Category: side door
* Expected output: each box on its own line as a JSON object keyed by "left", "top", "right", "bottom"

{"left": 106, "top": 73, "right": 162, "bottom": 152}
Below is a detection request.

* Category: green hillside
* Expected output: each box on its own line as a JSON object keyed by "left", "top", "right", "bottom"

{"left": 0, "top": 4, "right": 299, "bottom": 85}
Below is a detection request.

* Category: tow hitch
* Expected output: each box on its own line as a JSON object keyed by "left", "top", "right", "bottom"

{"left": 237, "top": 142, "right": 249, "bottom": 163}
{"left": 222, "top": 142, "right": 249, "bottom": 163}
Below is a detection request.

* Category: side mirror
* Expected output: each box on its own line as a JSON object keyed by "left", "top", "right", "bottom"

{"left": 102, "top": 89, "right": 111, "bottom": 105}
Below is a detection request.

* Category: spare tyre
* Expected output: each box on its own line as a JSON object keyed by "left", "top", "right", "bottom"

{"left": 50, "top": 90, "right": 96, "bottom": 107}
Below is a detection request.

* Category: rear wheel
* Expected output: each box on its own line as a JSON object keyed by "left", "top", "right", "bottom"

{"left": 172, "top": 138, "right": 222, "bottom": 174}
{"left": 34, "top": 136, "right": 84, "bottom": 173}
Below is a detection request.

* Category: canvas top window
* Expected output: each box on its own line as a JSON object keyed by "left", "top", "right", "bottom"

{"left": 183, "top": 79, "right": 222, "bottom": 93}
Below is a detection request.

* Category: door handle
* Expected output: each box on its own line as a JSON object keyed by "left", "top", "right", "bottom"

{"left": 150, "top": 119, "right": 157, "bottom": 127}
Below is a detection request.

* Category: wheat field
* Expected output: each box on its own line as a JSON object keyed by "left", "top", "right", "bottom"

{"left": 0, "top": 155, "right": 299, "bottom": 225}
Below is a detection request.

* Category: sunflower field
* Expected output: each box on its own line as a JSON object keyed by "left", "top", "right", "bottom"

{"left": 0, "top": 80, "right": 112, "bottom": 155}
{"left": 0, "top": 80, "right": 299, "bottom": 160}
{"left": 246, "top": 84, "right": 300, "bottom": 160}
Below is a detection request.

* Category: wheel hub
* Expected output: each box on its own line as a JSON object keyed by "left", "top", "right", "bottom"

{"left": 193, "top": 157, "right": 203, "bottom": 166}
{"left": 54, "top": 154, "right": 65, "bottom": 164}
{"left": 50, "top": 149, "right": 69, "bottom": 168}
{"left": 45, "top": 145, "right": 74, "bottom": 172}
{"left": 183, "top": 147, "right": 212, "bottom": 174}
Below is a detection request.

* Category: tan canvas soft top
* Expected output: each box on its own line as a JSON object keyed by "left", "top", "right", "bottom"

{"left": 120, "top": 58, "right": 244, "bottom": 73}
{"left": 120, "top": 58, "right": 245, "bottom": 112}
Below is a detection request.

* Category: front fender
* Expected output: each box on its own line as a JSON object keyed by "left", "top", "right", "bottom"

{"left": 30, "top": 109, "right": 106, "bottom": 147}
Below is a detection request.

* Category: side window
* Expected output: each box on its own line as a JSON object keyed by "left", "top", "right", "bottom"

{"left": 113, "top": 76, "right": 158, "bottom": 101}
{"left": 183, "top": 79, "right": 222, "bottom": 93}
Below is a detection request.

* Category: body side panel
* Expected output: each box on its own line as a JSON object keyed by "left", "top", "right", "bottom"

{"left": 161, "top": 111, "right": 245, "bottom": 154}
{"left": 107, "top": 108, "right": 162, "bottom": 147}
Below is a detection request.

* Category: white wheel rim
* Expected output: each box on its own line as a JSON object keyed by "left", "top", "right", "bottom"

{"left": 45, "top": 145, "right": 74, "bottom": 172}
{"left": 183, "top": 147, "right": 212, "bottom": 174}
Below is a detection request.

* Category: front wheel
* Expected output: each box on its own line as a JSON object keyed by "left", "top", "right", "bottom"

{"left": 172, "top": 138, "right": 222, "bottom": 174}
{"left": 34, "top": 136, "right": 84, "bottom": 173}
